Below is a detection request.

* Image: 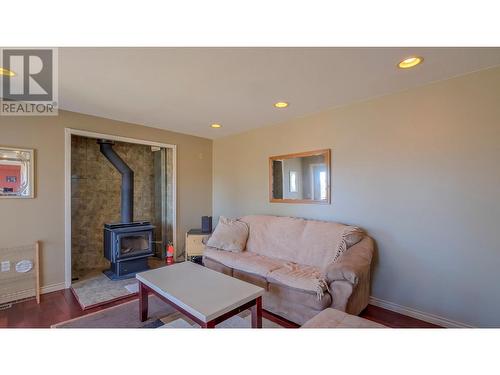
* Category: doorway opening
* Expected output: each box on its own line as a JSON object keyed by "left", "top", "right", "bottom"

{"left": 64, "top": 129, "right": 177, "bottom": 300}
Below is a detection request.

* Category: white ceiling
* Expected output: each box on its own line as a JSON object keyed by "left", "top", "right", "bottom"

{"left": 59, "top": 48, "right": 500, "bottom": 139}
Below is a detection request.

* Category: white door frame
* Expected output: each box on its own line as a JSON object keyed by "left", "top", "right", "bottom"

{"left": 64, "top": 128, "right": 177, "bottom": 288}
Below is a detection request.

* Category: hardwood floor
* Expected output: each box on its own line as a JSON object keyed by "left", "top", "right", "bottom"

{"left": 360, "top": 304, "right": 440, "bottom": 328}
{"left": 0, "top": 289, "right": 136, "bottom": 328}
{"left": 0, "top": 289, "right": 440, "bottom": 328}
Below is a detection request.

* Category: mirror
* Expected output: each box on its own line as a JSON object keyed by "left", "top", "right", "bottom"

{"left": 0, "top": 146, "right": 35, "bottom": 198}
{"left": 269, "top": 149, "right": 330, "bottom": 204}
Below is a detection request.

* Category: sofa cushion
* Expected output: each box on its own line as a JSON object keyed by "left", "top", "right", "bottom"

{"left": 202, "top": 256, "right": 233, "bottom": 276}
{"left": 206, "top": 216, "right": 249, "bottom": 252}
{"left": 267, "top": 262, "right": 328, "bottom": 298}
{"left": 240, "top": 215, "right": 364, "bottom": 268}
{"left": 203, "top": 247, "right": 285, "bottom": 277}
{"left": 233, "top": 269, "right": 268, "bottom": 289}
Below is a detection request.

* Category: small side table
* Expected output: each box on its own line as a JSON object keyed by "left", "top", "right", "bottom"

{"left": 185, "top": 229, "right": 211, "bottom": 261}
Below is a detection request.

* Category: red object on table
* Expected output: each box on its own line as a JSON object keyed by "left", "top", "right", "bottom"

{"left": 166, "top": 244, "right": 175, "bottom": 265}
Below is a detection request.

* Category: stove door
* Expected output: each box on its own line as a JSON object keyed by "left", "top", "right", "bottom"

{"left": 116, "top": 231, "right": 153, "bottom": 260}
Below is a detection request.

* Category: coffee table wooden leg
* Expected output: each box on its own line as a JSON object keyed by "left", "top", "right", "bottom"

{"left": 202, "top": 321, "right": 216, "bottom": 328}
{"left": 139, "top": 281, "right": 148, "bottom": 322}
{"left": 251, "top": 296, "right": 262, "bottom": 328}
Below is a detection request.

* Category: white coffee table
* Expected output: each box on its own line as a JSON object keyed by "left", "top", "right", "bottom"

{"left": 136, "top": 262, "right": 265, "bottom": 328}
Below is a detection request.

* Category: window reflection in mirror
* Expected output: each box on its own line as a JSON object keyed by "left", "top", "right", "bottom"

{"left": 269, "top": 149, "right": 330, "bottom": 204}
{"left": 289, "top": 171, "right": 298, "bottom": 193}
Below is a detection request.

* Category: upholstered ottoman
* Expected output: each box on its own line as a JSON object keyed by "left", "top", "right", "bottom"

{"left": 301, "top": 308, "right": 386, "bottom": 328}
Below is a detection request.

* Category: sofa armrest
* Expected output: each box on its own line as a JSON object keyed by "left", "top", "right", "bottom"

{"left": 324, "top": 236, "right": 374, "bottom": 285}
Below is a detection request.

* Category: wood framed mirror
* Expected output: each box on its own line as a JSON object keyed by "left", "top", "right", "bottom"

{"left": 0, "top": 146, "right": 35, "bottom": 199}
{"left": 269, "top": 149, "right": 331, "bottom": 204}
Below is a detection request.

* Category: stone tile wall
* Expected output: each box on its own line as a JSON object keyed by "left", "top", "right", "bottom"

{"left": 71, "top": 135, "right": 158, "bottom": 278}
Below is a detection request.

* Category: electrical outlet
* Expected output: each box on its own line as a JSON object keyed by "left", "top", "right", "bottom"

{"left": 1, "top": 261, "right": 10, "bottom": 272}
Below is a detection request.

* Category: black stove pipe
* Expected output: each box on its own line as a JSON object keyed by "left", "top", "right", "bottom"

{"left": 97, "top": 139, "right": 134, "bottom": 223}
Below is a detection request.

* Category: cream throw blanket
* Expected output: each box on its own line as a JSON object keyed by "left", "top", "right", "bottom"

{"left": 269, "top": 225, "right": 365, "bottom": 300}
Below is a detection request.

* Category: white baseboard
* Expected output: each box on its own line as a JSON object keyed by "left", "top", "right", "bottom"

{"left": 369, "top": 296, "right": 473, "bottom": 328}
{"left": 0, "top": 282, "right": 66, "bottom": 305}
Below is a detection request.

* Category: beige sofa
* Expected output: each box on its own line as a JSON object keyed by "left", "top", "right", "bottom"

{"left": 202, "top": 215, "right": 374, "bottom": 325}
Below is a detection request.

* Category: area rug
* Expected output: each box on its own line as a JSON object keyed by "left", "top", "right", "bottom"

{"left": 52, "top": 296, "right": 282, "bottom": 328}
{"left": 157, "top": 314, "right": 281, "bottom": 328}
{"left": 71, "top": 273, "right": 139, "bottom": 310}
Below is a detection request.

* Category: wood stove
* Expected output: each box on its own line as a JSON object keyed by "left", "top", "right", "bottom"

{"left": 98, "top": 139, "right": 155, "bottom": 280}
{"left": 103, "top": 221, "right": 154, "bottom": 279}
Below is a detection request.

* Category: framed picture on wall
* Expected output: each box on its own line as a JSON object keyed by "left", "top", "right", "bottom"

{"left": 0, "top": 146, "right": 35, "bottom": 198}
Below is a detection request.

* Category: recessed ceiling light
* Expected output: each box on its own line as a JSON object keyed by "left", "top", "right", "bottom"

{"left": 0, "top": 67, "right": 15, "bottom": 77}
{"left": 397, "top": 56, "right": 423, "bottom": 69}
{"left": 274, "top": 101, "right": 289, "bottom": 108}
{"left": 210, "top": 123, "right": 222, "bottom": 128}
